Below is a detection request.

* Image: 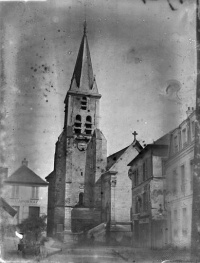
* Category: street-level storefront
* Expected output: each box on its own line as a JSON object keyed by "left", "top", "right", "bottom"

{"left": 133, "top": 214, "right": 166, "bottom": 248}
{"left": 151, "top": 219, "right": 166, "bottom": 249}
{"left": 133, "top": 215, "right": 151, "bottom": 248}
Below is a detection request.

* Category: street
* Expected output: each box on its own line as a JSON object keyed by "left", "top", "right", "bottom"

{"left": 3, "top": 237, "right": 194, "bottom": 263}
{"left": 47, "top": 247, "right": 128, "bottom": 263}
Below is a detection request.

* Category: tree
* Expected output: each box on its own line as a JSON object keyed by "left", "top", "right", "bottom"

{"left": 17, "top": 215, "right": 47, "bottom": 246}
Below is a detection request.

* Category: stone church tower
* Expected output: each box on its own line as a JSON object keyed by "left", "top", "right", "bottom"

{"left": 46, "top": 23, "right": 107, "bottom": 240}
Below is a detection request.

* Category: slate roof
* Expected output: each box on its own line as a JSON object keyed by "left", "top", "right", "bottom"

{"left": 0, "top": 197, "right": 17, "bottom": 217}
{"left": 4, "top": 165, "right": 48, "bottom": 186}
{"left": 65, "top": 22, "right": 100, "bottom": 103}
{"left": 106, "top": 140, "right": 143, "bottom": 170}
{"left": 106, "top": 146, "right": 128, "bottom": 170}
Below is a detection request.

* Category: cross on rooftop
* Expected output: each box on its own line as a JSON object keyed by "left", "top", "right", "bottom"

{"left": 83, "top": 20, "right": 87, "bottom": 34}
{"left": 132, "top": 131, "right": 138, "bottom": 141}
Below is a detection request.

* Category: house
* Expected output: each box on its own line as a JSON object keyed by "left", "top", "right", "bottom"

{"left": 164, "top": 108, "right": 195, "bottom": 248}
{"left": 4, "top": 158, "right": 48, "bottom": 224}
{"left": 128, "top": 135, "right": 169, "bottom": 248}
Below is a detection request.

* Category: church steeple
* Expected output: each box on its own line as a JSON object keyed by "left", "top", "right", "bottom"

{"left": 67, "top": 22, "right": 99, "bottom": 97}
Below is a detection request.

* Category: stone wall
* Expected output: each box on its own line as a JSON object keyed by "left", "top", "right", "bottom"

{"left": 110, "top": 144, "right": 140, "bottom": 223}
{"left": 84, "top": 129, "right": 107, "bottom": 208}
{"left": 71, "top": 207, "right": 101, "bottom": 233}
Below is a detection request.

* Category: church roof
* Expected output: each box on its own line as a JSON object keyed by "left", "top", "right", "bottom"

{"left": 5, "top": 161, "right": 48, "bottom": 186}
{"left": 107, "top": 146, "right": 128, "bottom": 170}
{"left": 106, "top": 140, "right": 143, "bottom": 170}
{"left": 65, "top": 22, "right": 100, "bottom": 101}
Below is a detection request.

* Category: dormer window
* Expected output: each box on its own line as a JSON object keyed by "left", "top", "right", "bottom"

{"left": 74, "top": 115, "right": 82, "bottom": 134}
{"left": 81, "top": 97, "right": 87, "bottom": 110}
{"left": 85, "top": 116, "right": 92, "bottom": 135}
{"left": 191, "top": 121, "right": 195, "bottom": 139}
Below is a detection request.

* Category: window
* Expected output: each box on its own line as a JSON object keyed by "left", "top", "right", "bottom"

{"left": 12, "top": 185, "right": 19, "bottom": 198}
{"left": 173, "top": 209, "right": 178, "bottom": 237}
{"left": 85, "top": 116, "right": 92, "bottom": 135}
{"left": 74, "top": 115, "right": 82, "bottom": 134}
{"left": 143, "top": 192, "right": 148, "bottom": 212}
{"left": 79, "top": 192, "right": 84, "bottom": 206}
{"left": 31, "top": 187, "right": 39, "bottom": 199}
{"left": 191, "top": 121, "right": 195, "bottom": 139}
{"left": 29, "top": 206, "right": 40, "bottom": 218}
{"left": 143, "top": 161, "right": 147, "bottom": 181}
{"left": 190, "top": 160, "right": 194, "bottom": 191}
{"left": 135, "top": 196, "right": 142, "bottom": 213}
{"left": 174, "top": 135, "right": 178, "bottom": 153}
{"left": 182, "top": 128, "right": 187, "bottom": 147}
{"left": 182, "top": 208, "right": 187, "bottom": 237}
{"left": 135, "top": 169, "right": 139, "bottom": 186}
{"left": 81, "top": 97, "right": 87, "bottom": 110}
{"left": 172, "top": 169, "right": 178, "bottom": 194}
{"left": 181, "top": 165, "right": 185, "bottom": 194}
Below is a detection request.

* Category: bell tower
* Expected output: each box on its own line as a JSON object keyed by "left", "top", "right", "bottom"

{"left": 64, "top": 22, "right": 101, "bottom": 231}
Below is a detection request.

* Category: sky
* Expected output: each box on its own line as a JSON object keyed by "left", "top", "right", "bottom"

{"left": 0, "top": 0, "right": 196, "bottom": 180}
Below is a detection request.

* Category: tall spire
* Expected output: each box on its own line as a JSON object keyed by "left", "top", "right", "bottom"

{"left": 67, "top": 21, "right": 99, "bottom": 96}
{"left": 83, "top": 20, "right": 87, "bottom": 35}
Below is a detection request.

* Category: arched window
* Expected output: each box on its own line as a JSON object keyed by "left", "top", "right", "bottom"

{"left": 76, "top": 115, "right": 81, "bottom": 122}
{"left": 86, "top": 116, "right": 92, "bottom": 122}
{"left": 79, "top": 192, "right": 84, "bottom": 206}
{"left": 74, "top": 115, "right": 82, "bottom": 134}
{"left": 81, "top": 97, "right": 87, "bottom": 110}
{"left": 85, "top": 115, "right": 92, "bottom": 135}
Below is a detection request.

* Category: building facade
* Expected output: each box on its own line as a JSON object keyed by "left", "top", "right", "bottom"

{"left": 128, "top": 136, "right": 169, "bottom": 248}
{"left": 4, "top": 158, "right": 48, "bottom": 224}
{"left": 164, "top": 108, "right": 195, "bottom": 248}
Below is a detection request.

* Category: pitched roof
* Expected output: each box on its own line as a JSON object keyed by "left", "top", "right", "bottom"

{"left": 107, "top": 146, "right": 128, "bottom": 170}
{"left": 5, "top": 165, "right": 48, "bottom": 186}
{"left": 0, "top": 198, "right": 17, "bottom": 217}
{"left": 106, "top": 140, "right": 143, "bottom": 170}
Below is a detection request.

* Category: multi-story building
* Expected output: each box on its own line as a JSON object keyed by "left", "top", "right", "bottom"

{"left": 4, "top": 158, "right": 48, "bottom": 224}
{"left": 164, "top": 108, "right": 195, "bottom": 248}
{"left": 128, "top": 135, "right": 169, "bottom": 248}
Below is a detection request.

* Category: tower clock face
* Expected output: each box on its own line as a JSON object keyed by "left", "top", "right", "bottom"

{"left": 77, "top": 141, "right": 87, "bottom": 151}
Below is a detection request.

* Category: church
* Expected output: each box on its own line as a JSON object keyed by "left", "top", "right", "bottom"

{"left": 45, "top": 23, "right": 107, "bottom": 241}
{"left": 46, "top": 23, "right": 142, "bottom": 243}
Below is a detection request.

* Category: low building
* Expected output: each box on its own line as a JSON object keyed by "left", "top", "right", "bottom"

{"left": 128, "top": 135, "right": 169, "bottom": 248}
{"left": 4, "top": 158, "right": 48, "bottom": 224}
{"left": 164, "top": 108, "right": 195, "bottom": 248}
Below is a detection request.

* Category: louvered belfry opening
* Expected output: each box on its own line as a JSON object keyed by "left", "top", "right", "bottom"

{"left": 74, "top": 115, "right": 82, "bottom": 134}
{"left": 85, "top": 115, "right": 92, "bottom": 135}
{"left": 81, "top": 96, "right": 87, "bottom": 110}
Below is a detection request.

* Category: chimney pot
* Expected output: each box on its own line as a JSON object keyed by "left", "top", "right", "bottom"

{"left": 22, "top": 158, "right": 28, "bottom": 166}
{"left": 186, "top": 107, "right": 194, "bottom": 117}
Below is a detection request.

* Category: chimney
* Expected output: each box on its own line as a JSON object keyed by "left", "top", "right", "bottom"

{"left": 22, "top": 158, "right": 28, "bottom": 167}
{"left": 186, "top": 107, "right": 195, "bottom": 117}
{"left": 0, "top": 167, "right": 8, "bottom": 182}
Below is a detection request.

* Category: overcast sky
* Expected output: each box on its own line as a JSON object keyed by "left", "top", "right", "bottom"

{"left": 0, "top": 0, "right": 196, "bottom": 179}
